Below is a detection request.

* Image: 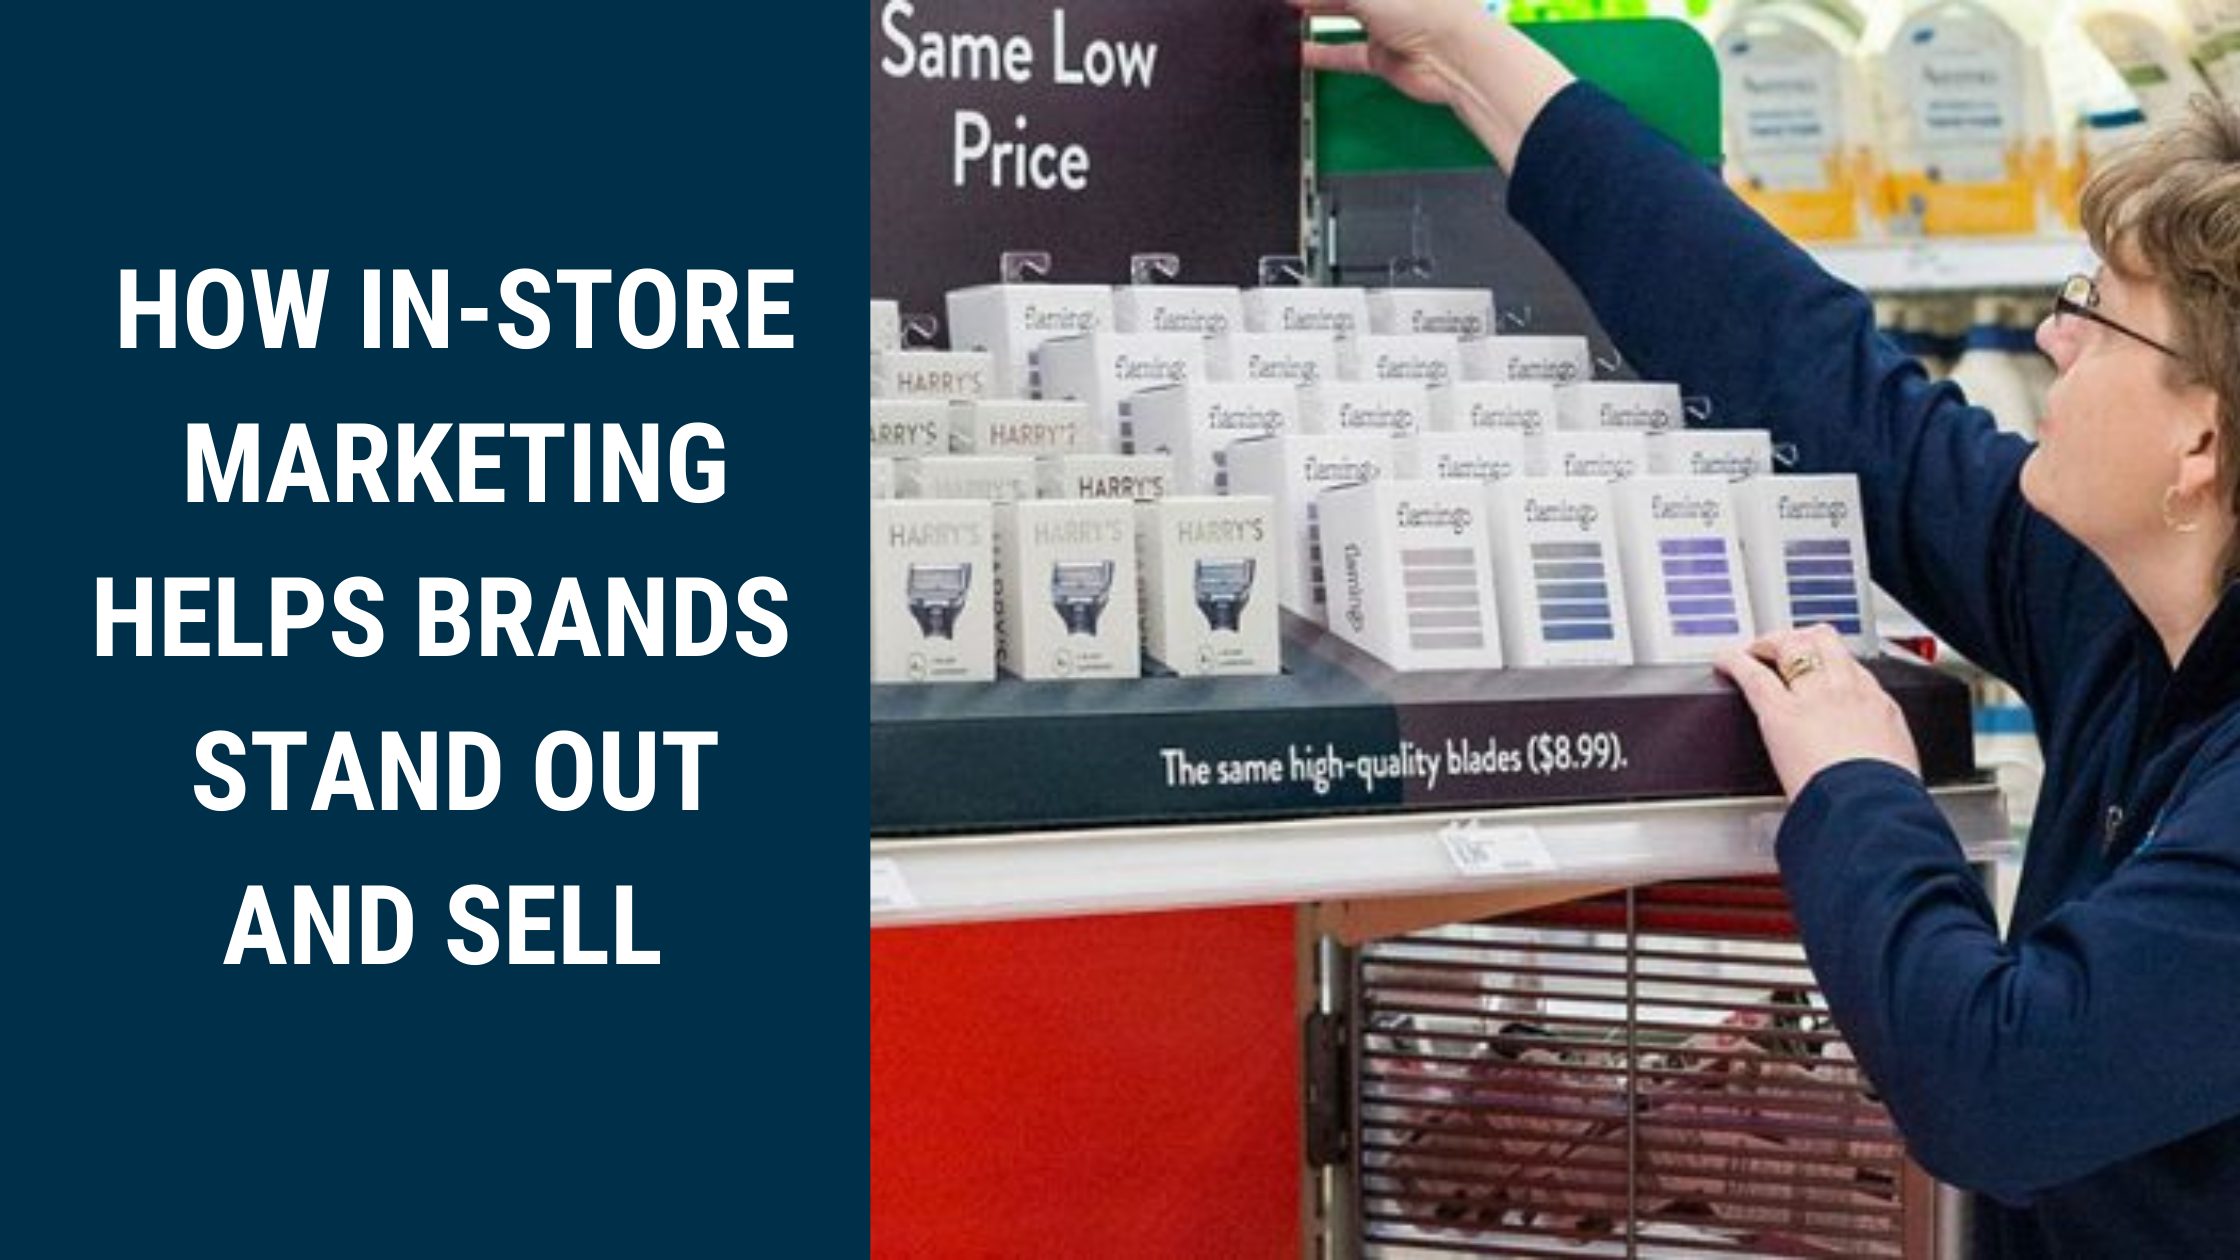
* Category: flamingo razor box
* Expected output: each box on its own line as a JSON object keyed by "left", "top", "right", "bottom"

{"left": 1734, "top": 475, "right": 1876, "bottom": 656}
{"left": 1337, "top": 334, "right": 1461, "bottom": 388}
{"left": 871, "top": 458, "right": 894, "bottom": 500}
{"left": 1297, "top": 382, "right": 1431, "bottom": 439}
{"left": 1428, "top": 381, "right": 1560, "bottom": 437}
{"left": 994, "top": 499, "right": 1140, "bottom": 681}
{"left": 1486, "top": 477, "right": 1635, "bottom": 667}
{"left": 949, "top": 400, "right": 1099, "bottom": 456}
{"left": 1242, "top": 285, "right": 1369, "bottom": 337}
{"left": 1395, "top": 432, "right": 1532, "bottom": 484}
{"left": 1536, "top": 430, "right": 1649, "bottom": 482}
{"left": 1112, "top": 284, "right": 1242, "bottom": 337}
{"left": 899, "top": 456, "right": 1036, "bottom": 503}
{"left": 1460, "top": 335, "right": 1593, "bottom": 384}
{"left": 1647, "top": 429, "right": 1775, "bottom": 482}
{"left": 1224, "top": 434, "right": 1396, "bottom": 619}
{"left": 1366, "top": 287, "right": 1496, "bottom": 337}
{"left": 1037, "top": 454, "right": 1174, "bottom": 502}
{"left": 871, "top": 349, "right": 993, "bottom": 401}
{"left": 1611, "top": 476, "right": 1758, "bottom": 664}
{"left": 872, "top": 499, "right": 995, "bottom": 684}
{"left": 1037, "top": 332, "right": 1206, "bottom": 448}
{"left": 944, "top": 283, "right": 1113, "bottom": 397}
{"left": 1320, "top": 480, "right": 1505, "bottom": 671}
{"left": 1205, "top": 332, "right": 1339, "bottom": 388}
{"left": 1136, "top": 495, "right": 1280, "bottom": 677}
{"left": 1556, "top": 381, "right": 1685, "bottom": 434}
{"left": 871, "top": 300, "right": 900, "bottom": 353}
{"left": 1125, "top": 383, "right": 1296, "bottom": 493}
{"left": 870, "top": 400, "right": 949, "bottom": 457}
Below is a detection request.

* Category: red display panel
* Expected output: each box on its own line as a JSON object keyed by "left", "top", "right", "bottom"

{"left": 871, "top": 907, "right": 1302, "bottom": 1257}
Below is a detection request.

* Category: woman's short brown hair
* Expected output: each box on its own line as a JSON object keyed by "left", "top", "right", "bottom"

{"left": 2078, "top": 96, "right": 2240, "bottom": 586}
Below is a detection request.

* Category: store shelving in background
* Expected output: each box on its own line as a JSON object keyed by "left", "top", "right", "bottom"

{"left": 1810, "top": 235, "right": 2095, "bottom": 294}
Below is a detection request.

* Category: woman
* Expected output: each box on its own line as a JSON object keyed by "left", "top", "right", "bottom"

{"left": 1303, "top": 1, "right": 2240, "bottom": 1253}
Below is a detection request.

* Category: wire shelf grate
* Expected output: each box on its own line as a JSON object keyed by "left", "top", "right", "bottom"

{"left": 1357, "top": 878, "right": 1932, "bottom": 1258}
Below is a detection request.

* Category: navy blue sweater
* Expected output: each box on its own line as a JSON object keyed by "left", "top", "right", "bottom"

{"left": 1509, "top": 84, "right": 2240, "bottom": 1256}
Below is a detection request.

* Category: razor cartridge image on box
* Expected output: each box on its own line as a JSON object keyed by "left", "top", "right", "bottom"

{"left": 1193, "top": 558, "right": 1256, "bottom": 632}
{"left": 905, "top": 562, "right": 973, "bottom": 639}
{"left": 1050, "top": 560, "right": 1116, "bottom": 636}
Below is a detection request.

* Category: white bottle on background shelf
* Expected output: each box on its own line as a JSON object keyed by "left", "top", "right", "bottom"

{"left": 1931, "top": 298, "right": 1975, "bottom": 381}
{"left": 1880, "top": 298, "right": 1942, "bottom": 379}
{"left": 2178, "top": 0, "right": 2240, "bottom": 103}
{"left": 1872, "top": 0, "right": 2133, "bottom": 237}
{"left": 2004, "top": 297, "right": 2058, "bottom": 423}
{"left": 1714, "top": 0, "right": 1880, "bottom": 241}
{"left": 2079, "top": 0, "right": 2216, "bottom": 124}
{"left": 1946, "top": 297, "right": 2044, "bottom": 436}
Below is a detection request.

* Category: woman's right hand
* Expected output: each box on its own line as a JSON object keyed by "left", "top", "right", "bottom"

{"left": 1293, "top": 0, "right": 1574, "bottom": 171}
{"left": 1294, "top": 0, "right": 1496, "bottom": 109}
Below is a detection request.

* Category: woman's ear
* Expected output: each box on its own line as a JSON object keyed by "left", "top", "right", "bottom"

{"left": 2174, "top": 390, "right": 2224, "bottom": 503}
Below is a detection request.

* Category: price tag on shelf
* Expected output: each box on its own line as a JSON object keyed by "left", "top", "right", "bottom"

{"left": 1439, "top": 820, "right": 1556, "bottom": 878}
{"left": 870, "top": 858, "right": 918, "bottom": 915}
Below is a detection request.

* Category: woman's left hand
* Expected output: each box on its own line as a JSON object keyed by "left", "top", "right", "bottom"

{"left": 1714, "top": 623, "right": 1923, "bottom": 799}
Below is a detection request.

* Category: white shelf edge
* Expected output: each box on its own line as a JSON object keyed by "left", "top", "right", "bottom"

{"left": 1810, "top": 237, "right": 2094, "bottom": 294}
{"left": 870, "top": 783, "right": 2013, "bottom": 928}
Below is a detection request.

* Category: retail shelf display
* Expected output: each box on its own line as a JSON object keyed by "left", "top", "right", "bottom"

{"left": 870, "top": 13, "right": 1995, "bottom": 926}
{"left": 870, "top": 781, "right": 2012, "bottom": 926}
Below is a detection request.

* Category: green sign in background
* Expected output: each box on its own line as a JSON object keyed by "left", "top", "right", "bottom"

{"left": 1314, "top": 17, "right": 1722, "bottom": 175}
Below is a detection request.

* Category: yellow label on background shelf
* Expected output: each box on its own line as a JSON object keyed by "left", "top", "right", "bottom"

{"left": 1883, "top": 150, "right": 2039, "bottom": 236}
{"left": 2050, "top": 140, "right": 2084, "bottom": 232}
{"left": 1736, "top": 164, "right": 1869, "bottom": 241}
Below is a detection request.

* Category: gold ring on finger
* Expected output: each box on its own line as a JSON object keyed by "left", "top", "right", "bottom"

{"left": 1777, "top": 650, "right": 1824, "bottom": 686}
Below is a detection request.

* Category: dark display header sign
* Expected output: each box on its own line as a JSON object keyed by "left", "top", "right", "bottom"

{"left": 870, "top": 0, "right": 1304, "bottom": 329}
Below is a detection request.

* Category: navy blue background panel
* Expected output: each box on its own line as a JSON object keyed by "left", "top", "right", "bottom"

{"left": 8, "top": 8, "right": 863, "bottom": 1253}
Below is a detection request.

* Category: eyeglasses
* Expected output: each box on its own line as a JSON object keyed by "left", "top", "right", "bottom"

{"left": 2051, "top": 273, "right": 2187, "bottom": 362}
